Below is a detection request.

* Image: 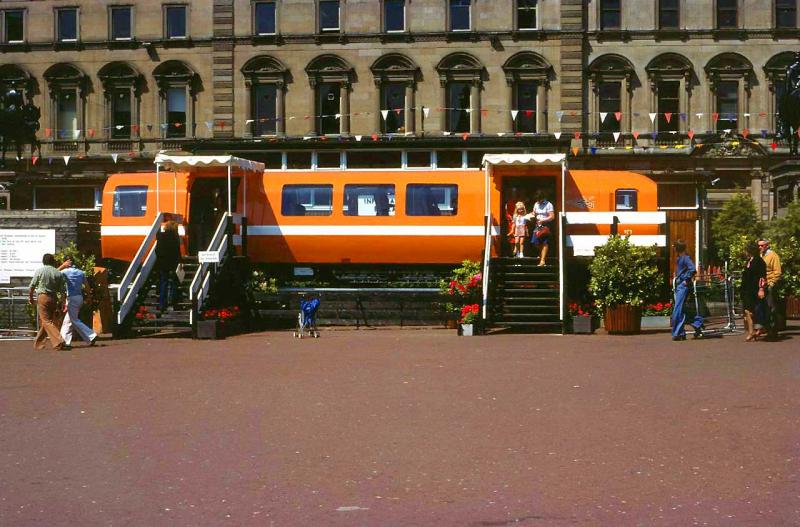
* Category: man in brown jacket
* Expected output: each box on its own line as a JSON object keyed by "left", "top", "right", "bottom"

{"left": 759, "top": 239, "right": 783, "bottom": 340}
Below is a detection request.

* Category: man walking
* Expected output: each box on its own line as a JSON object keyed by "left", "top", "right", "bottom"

{"left": 759, "top": 239, "right": 783, "bottom": 340}
{"left": 671, "top": 240, "right": 704, "bottom": 341}
{"left": 28, "top": 254, "right": 68, "bottom": 350}
{"left": 60, "top": 260, "right": 97, "bottom": 347}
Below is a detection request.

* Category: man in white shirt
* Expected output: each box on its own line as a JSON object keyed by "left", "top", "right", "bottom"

{"left": 530, "top": 191, "right": 555, "bottom": 267}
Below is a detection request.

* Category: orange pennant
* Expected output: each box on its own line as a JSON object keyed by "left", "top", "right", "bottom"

{"left": 571, "top": 147, "right": 580, "bottom": 156}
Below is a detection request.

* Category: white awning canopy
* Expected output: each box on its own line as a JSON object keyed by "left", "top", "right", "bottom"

{"left": 482, "top": 153, "right": 566, "bottom": 167}
{"left": 154, "top": 154, "right": 265, "bottom": 173}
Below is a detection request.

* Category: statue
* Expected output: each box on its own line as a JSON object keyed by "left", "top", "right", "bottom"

{"left": 0, "top": 88, "right": 41, "bottom": 168}
{"left": 778, "top": 51, "right": 800, "bottom": 155}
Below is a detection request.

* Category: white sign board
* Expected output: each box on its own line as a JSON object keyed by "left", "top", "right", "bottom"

{"left": 0, "top": 230, "right": 56, "bottom": 277}
{"left": 198, "top": 250, "right": 220, "bottom": 264}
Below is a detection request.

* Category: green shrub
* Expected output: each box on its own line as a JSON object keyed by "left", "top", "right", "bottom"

{"left": 588, "top": 236, "right": 662, "bottom": 310}
{"left": 710, "top": 194, "right": 763, "bottom": 265}
{"left": 765, "top": 200, "right": 800, "bottom": 297}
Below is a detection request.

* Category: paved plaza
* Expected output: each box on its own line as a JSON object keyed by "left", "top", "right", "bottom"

{"left": 1, "top": 328, "right": 799, "bottom": 526}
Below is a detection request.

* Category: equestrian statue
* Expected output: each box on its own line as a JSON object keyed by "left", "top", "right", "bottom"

{"left": 0, "top": 88, "right": 41, "bottom": 168}
{"left": 778, "top": 52, "right": 800, "bottom": 156}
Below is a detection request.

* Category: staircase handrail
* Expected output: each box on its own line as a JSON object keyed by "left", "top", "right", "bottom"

{"left": 117, "top": 212, "right": 164, "bottom": 302}
{"left": 116, "top": 213, "right": 164, "bottom": 326}
{"left": 481, "top": 212, "right": 493, "bottom": 320}
{"left": 189, "top": 213, "right": 232, "bottom": 323}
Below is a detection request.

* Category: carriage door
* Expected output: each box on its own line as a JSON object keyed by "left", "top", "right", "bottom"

{"left": 500, "top": 175, "right": 558, "bottom": 257}
{"left": 188, "top": 177, "right": 240, "bottom": 254}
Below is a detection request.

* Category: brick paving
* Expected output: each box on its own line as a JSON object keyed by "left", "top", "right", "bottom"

{"left": 1, "top": 327, "right": 799, "bottom": 526}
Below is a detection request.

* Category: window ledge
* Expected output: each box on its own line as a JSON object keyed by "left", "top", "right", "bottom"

{"left": 162, "top": 37, "right": 193, "bottom": 48}
{"left": 772, "top": 28, "right": 800, "bottom": 38}
{"left": 314, "top": 32, "right": 346, "bottom": 44}
{"left": 653, "top": 29, "right": 689, "bottom": 41}
{"left": 53, "top": 40, "right": 83, "bottom": 51}
{"left": 446, "top": 31, "right": 479, "bottom": 42}
{"left": 379, "top": 31, "right": 412, "bottom": 43}
{"left": 108, "top": 39, "right": 139, "bottom": 50}
{"left": 511, "top": 29, "right": 545, "bottom": 41}
{"left": 711, "top": 28, "right": 747, "bottom": 40}
{"left": 0, "top": 42, "right": 29, "bottom": 52}
{"left": 252, "top": 33, "right": 284, "bottom": 45}
{"left": 595, "top": 29, "right": 631, "bottom": 42}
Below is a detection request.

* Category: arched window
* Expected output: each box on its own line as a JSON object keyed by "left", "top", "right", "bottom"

{"left": 502, "top": 52, "right": 552, "bottom": 133}
{"left": 371, "top": 53, "right": 419, "bottom": 134}
{"left": 153, "top": 60, "right": 200, "bottom": 139}
{"left": 765, "top": 52, "right": 795, "bottom": 132}
{"left": 305, "top": 54, "right": 354, "bottom": 136}
{"left": 0, "top": 64, "right": 35, "bottom": 99}
{"left": 98, "top": 62, "right": 144, "bottom": 141}
{"left": 645, "top": 53, "right": 694, "bottom": 134}
{"left": 588, "top": 54, "right": 636, "bottom": 135}
{"left": 43, "top": 63, "right": 89, "bottom": 143}
{"left": 705, "top": 53, "right": 753, "bottom": 132}
{"left": 242, "top": 55, "right": 288, "bottom": 137}
{"left": 436, "top": 52, "right": 484, "bottom": 134}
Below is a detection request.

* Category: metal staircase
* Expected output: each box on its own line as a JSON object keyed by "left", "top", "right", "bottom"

{"left": 485, "top": 257, "right": 562, "bottom": 333}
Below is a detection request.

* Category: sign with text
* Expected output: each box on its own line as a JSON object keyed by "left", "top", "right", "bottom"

{"left": 0, "top": 230, "right": 56, "bottom": 277}
{"left": 198, "top": 250, "right": 220, "bottom": 264}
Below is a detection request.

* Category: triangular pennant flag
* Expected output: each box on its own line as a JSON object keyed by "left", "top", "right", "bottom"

{"left": 687, "top": 130, "right": 695, "bottom": 140}
{"left": 615, "top": 112, "right": 622, "bottom": 122}
{"left": 63, "top": 156, "right": 70, "bottom": 166}
{"left": 712, "top": 112, "right": 719, "bottom": 122}
{"left": 680, "top": 113, "right": 686, "bottom": 121}
{"left": 771, "top": 142, "right": 777, "bottom": 151}
{"left": 32, "top": 156, "right": 39, "bottom": 165}
{"left": 465, "top": 108, "right": 471, "bottom": 114}
{"left": 160, "top": 123, "right": 168, "bottom": 130}
{"left": 761, "top": 129, "right": 768, "bottom": 138}
{"left": 613, "top": 132, "right": 620, "bottom": 142}
{"left": 111, "top": 153, "right": 119, "bottom": 163}
{"left": 147, "top": 124, "right": 153, "bottom": 132}
{"left": 664, "top": 113, "right": 672, "bottom": 123}
{"left": 461, "top": 132, "right": 469, "bottom": 140}
{"left": 600, "top": 112, "right": 608, "bottom": 122}
{"left": 481, "top": 108, "right": 489, "bottom": 116}
{"left": 174, "top": 122, "right": 182, "bottom": 128}
{"left": 73, "top": 129, "right": 81, "bottom": 139}
{"left": 422, "top": 107, "right": 430, "bottom": 118}
{"left": 497, "top": 132, "right": 506, "bottom": 137}
{"left": 571, "top": 147, "right": 580, "bottom": 156}
{"left": 48, "top": 157, "right": 53, "bottom": 165}
{"left": 395, "top": 108, "right": 402, "bottom": 115}
{"left": 115, "top": 125, "right": 124, "bottom": 130}
{"left": 742, "top": 128, "right": 749, "bottom": 138}
{"left": 524, "top": 110, "right": 533, "bottom": 118}
{"left": 573, "top": 131, "right": 581, "bottom": 140}
{"left": 443, "top": 131, "right": 451, "bottom": 136}
{"left": 723, "top": 128, "right": 731, "bottom": 134}
{"left": 335, "top": 113, "right": 341, "bottom": 120}
{"left": 511, "top": 110, "right": 519, "bottom": 120}
{"left": 590, "top": 147, "right": 597, "bottom": 155}
{"left": 743, "top": 113, "right": 750, "bottom": 117}
{"left": 651, "top": 132, "right": 658, "bottom": 140}
{"left": 132, "top": 124, "right": 139, "bottom": 134}
{"left": 371, "top": 134, "right": 379, "bottom": 141}
{"left": 632, "top": 131, "right": 640, "bottom": 140}
{"left": 696, "top": 112, "right": 704, "bottom": 119}
{"left": 649, "top": 113, "right": 657, "bottom": 123}
{"left": 302, "top": 136, "right": 312, "bottom": 140}
{"left": 245, "top": 119, "right": 254, "bottom": 125}
{"left": 355, "top": 135, "right": 362, "bottom": 141}
{"left": 88, "top": 129, "right": 95, "bottom": 137}
{"left": 555, "top": 111, "right": 564, "bottom": 122}
{"left": 759, "top": 112, "right": 766, "bottom": 118}
{"left": 554, "top": 132, "right": 562, "bottom": 140}
{"left": 381, "top": 110, "right": 389, "bottom": 120}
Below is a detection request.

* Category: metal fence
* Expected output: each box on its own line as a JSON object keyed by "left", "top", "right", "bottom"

{"left": 0, "top": 287, "right": 37, "bottom": 340}
{"left": 686, "top": 272, "right": 743, "bottom": 336}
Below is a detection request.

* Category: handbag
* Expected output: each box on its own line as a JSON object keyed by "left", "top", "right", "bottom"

{"left": 175, "top": 263, "right": 186, "bottom": 283}
{"left": 533, "top": 224, "right": 551, "bottom": 240}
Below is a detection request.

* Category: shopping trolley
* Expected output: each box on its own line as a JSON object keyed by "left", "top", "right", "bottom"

{"left": 682, "top": 269, "right": 742, "bottom": 337}
{"left": 293, "top": 296, "right": 320, "bottom": 338}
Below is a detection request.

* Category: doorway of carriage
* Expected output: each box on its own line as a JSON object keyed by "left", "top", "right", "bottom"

{"left": 188, "top": 176, "right": 241, "bottom": 254}
{"left": 658, "top": 182, "right": 700, "bottom": 279}
{"left": 499, "top": 175, "right": 559, "bottom": 258}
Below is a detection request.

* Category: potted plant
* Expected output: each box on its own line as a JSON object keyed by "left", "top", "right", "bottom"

{"left": 567, "top": 301, "right": 596, "bottom": 334}
{"left": 765, "top": 201, "right": 800, "bottom": 321}
{"left": 440, "top": 260, "right": 482, "bottom": 330}
{"left": 197, "top": 306, "right": 241, "bottom": 339}
{"left": 459, "top": 304, "right": 480, "bottom": 336}
{"left": 641, "top": 301, "right": 673, "bottom": 329}
{"left": 589, "top": 235, "right": 662, "bottom": 335}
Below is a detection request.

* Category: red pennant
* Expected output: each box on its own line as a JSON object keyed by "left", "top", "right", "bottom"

{"left": 131, "top": 124, "right": 139, "bottom": 133}
{"left": 569, "top": 111, "right": 577, "bottom": 116}
{"left": 32, "top": 156, "right": 39, "bottom": 165}
{"left": 45, "top": 128, "right": 52, "bottom": 138}
{"left": 687, "top": 130, "right": 695, "bottom": 140}
{"left": 524, "top": 110, "right": 533, "bottom": 118}
{"left": 712, "top": 113, "right": 719, "bottom": 122}
{"left": 319, "top": 136, "right": 327, "bottom": 141}
{"left": 771, "top": 142, "right": 777, "bottom": 150}
{"left": 371, "top": 134, "right": 379, "bottom": 141}
{"left": 88, "top": 129, "right": 95, "bottom": 138}
{"left": 394, "top": 108, "right": 402, "bottom": 115}
{"left": 573, "top": 131, "right": 581, "bottom": 140}
{"left": 742, "top": 128, "right": 749, "bottom": 138}
{"left": 304, "top": 115, "right": 310, "bottom": 120}
{"left": 664, "top": 113, "right": 672, "bottom": 123}
{"left": 614, "top": 112, "right": 622, "bottom": 121}
{"left": 481, "top": 108, "right": 489, "bottom": 116}
{"left": 175, "top": 122, "right": 182, "bottom": 128}
{"left": 759, "top": 112, "right": 766, "bottom": 117}
{"left": 632, "top": 131, "right": 640, "bottom": 140}
{"left": 461, "top": 132, "right": 469, "bottom": 140}
{"left": 515, "top": 132, "right": 523, "bottom": 137}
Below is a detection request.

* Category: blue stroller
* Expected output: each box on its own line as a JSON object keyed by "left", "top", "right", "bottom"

{"left": 294, "top": 296, "right": 320, "bottom": 338}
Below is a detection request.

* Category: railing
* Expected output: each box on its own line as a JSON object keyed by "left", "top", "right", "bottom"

{"left": 189, "top": 212, "right": 232, "bottom": 326}
{"left": 481, "top": 212, "right": 494, "bottom": 321}
{"left": 116, "top": 212, "right": 164, "bottom": 326}
{"left": 0, "top": 286, "right": 37, "bottom": 340}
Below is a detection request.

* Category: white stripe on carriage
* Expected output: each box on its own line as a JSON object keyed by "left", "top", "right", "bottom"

{"left": 101, "top": 225, "right": 187, "bottom": 236}
{"left": 248, "top": 225, "right": 486, "bottom": 236}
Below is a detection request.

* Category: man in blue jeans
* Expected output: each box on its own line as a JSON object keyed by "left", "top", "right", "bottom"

{"left": 671, "top": 240, "right": 704, "bottom": 341}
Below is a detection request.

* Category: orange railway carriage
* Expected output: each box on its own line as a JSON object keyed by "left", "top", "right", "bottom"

{"left": 100, "top": 157, "right": 662, "bottom": 267}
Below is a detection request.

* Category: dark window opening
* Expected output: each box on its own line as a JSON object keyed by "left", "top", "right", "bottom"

{"left": 316, "top": 151, "right": 341, "bottom": 168}
{"left": 3, "top": 11, "right": 25, "bottom": 42}
{"left": 615, "top": 189, "right": 638, "bottom": 211}
{"left": 406, "top": 184, "right": 458, "bottom": 216}
{"left": 776, "top": 0, "right": 797, "bottom": 28}
{"left": 286, "top": 151, "right": 312, "bottom": 169}
{"left": 659, "top": 0, "right": 679, "bottom": 29}
{"left": 254, "top": 2, "right": 276, "bottom": 34}
{"left": 57, "top": 9, "right": 78, "bottom": 41}
{"left": 166, "top": 87, "right": 186, "bottom": 138}
{"left": 657, "top": 81, "right": 680, "bottom": 133}
{"left": 343, "top": 184, "right": 395, "bottom": 216}
{"left": 56, "top": 91, "right": 78, "bottom": 139}
{"left": 517, "top": 0, "right": 538, "bottom": 29}
{"left": 716, "top": 80, "right": 738, "bottom": 131}
{"left": 717, "top": 0, "right": 737, "bottom": 28}
{"left": 319, "top": 0, "right": 340, "bottom": 32}
{"left": 515, "top": 81, "right": 537, "bottom": 133}
{"left": 447, "top": 82, "right": 471, "bottom": 133}
{"left": 253, "top": 84, "right": 277, "bottom": 136}
{"left": 111, "top": 7, "right": 132, "bottom": 39}
{"left": 282, "top": 185, "right": 333, "bottom": 216}
{"left": 381, "top": 83, "right": 405, "bottom": 134}
{"left": 437, "top": 150, "right": 463, "bottom": 168}
{"left": 165, "top": 5, "right": 187, "bottom": 38}
{"left": 37, "top": 186, "right": 96, "bottom": 210}
{"left": 406, "top": 151, "right": 431, "bottom": 167}
{"left": 601, "top": 0, "right": 621, "bottom": 29}
{"left": 261, "top": 152, "right": 283, "bottom": 169}
{"left": 449, "top": 0, "right": 471, "bottom": 31}
{"left": 466, "top": 150, "right": 484, "bottom": 167}
{"left": 384, "top": 0, "right": 405, "bottom": 31}
{"left": 317, "top": 83, "right": 341, "bottom": 135}
{"left": 598, "top": 81, "right": 621, "bottom": 133}
{"left": 111, "top": 91, "right": 132, "bottom": 139}
{"left": 347, "top": 151, "right": 402, "bottom": 169}
{"left": 113, "top": 185, "right": 148, "bottom": 216}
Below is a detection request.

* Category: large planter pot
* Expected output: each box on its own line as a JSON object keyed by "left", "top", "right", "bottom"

{"left": 572, "top": 316, "right": 593, "bottom": 334}
{"left": 196, "top": 319, "right": 220, "bottom": 340}
{"left": 787, "top": 295, "right": 800, "bottom": 320}
{"left": 604, "top": 305, "right": 642, "bottom": 335}
{"left": 459, "top": 323, "right": 475, "bottom": 336}
{"left": 640, "top": 315, "right": 671, "bottom": 329}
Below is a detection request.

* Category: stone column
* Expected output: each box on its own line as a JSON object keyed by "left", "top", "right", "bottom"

{"left": 404, "top": 82, "right": 414, "bottom": 134}
{"left": 536, "top": 82, "right": 548, "bottom": 133}
{"left": 441, "top": 81, "right": 448, "bottom": 132}
{"left": 308, "top": 80, "right": 317, "bottom": 135}
{"left": 276, "top": 81, "right": 285, "bottom": 136}
{"left": 340, "top": 81, "right": 350, "bottom": 135}
{"left": 470, "top": 81, "right": 480, "bottom": 134}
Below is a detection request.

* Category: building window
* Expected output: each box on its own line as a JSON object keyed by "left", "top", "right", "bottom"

{"left": 281, "top": 185, "right": 333, "bottom": 216}
{"left": 44, "top": 63, "right": 88, "bottom": 141}
{"left": 99, "top": 62, "right": 143, "bottom": 140}
{"left": 371, "top": 53, "right": 419, "bottom": 135}
{"left": 615, "top": 189, "right": 638, "bottom": 211}
{"left": 776, "top": 0, "right": 797, "bottom": 28}
{"left": 166, "top": 88, "right": 186, "bottom": 137}
{"left": 515, "top": 81, "right": 537, "bottom": 133}
{"left": 659, "top": 0, "right": 679, "bottom": 29}
{"left": 657, "top": 81, "right": 680, "bottom": 132}
{"left": 242, "top": 55, "right": 288, "bottom": 137}
{"left": 35, "top": 186, "right": 98, "bottom": 210}
{"left": 153, "top": 60, "right": 199, "bottom": 138}
{"left": 765, "top": 52, "right": 794, "bottom": 131}
{"left": 447, "top": 82, "right": 471, "bottom": 133}
{"left": 110, "top": 6, "right": 133, "bottom": 40}
{"left": 319, "top": 0, "right": 340, "bottom": 32}
{"left": 381, "top": 83, "right": 406, "bottom": 133}
{"left": 517, "top": 0, "right": 538, "bottom": 30}
{"left": 113, "top": 186, "right": 148, "bottom": 217}
{"left": 56, "top": 91, "right": 78, "bottom": 138}
{"left": 406, "top": 184, "right": 458, "bottom": 216}
{"left": 1, "top": 10, "right": 25, "bottom": 43}
{"left": 253, "top": 85, "right": 277, "bottom": 135}
{"left": 306, "top": 55, "right": 354, "bottom": 136}
{"left": 437, "top": 53, "right": 484, "bottom": 134}
{"left": 254, "top": 1, "right": 276, "bottom": 35}
{"left": 110, "top": 91, "right": 132, "bottom": 138}
{"left": 343, "top": 184, "right": 395, "bottom": 216}
{"left": 598, "top": 82, "right": 621, "bottom": 133}
{"left": 384, "top": 0, "right": 405, "bottom": 32}
{"left": 317, "top": 83, "right": 340, "bottom": 135}
{"left": 165, "top": 5, "right": 187, "bottom": 39}
{"left": 449, "top": 0, "right": 471, "bottom": 31}
{"left": 716, "top": 80, "right": 738, "bottom": 130}
{"left": 0, "top": 64, "right": 34, "bottom": 99}
{"left": 56, "top": 8, "right": 79, "bottom": 42}
{"left": 717, "top": 0, "right": 737, "bottom": 28}
{"left": 600, "top": 0, "right": 621, "bottom": 30}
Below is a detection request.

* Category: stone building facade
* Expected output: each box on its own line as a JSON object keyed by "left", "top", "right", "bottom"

{"left": 0, "top": 0, "right": 797, "bottom": 243}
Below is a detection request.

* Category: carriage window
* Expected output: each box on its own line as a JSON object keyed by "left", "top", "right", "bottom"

{"left": 615, "top": 189, "right": 637, "bottom": 211}
{"left": 281, "top": 185, "right": 333, "bottom": 216}
{"left": 343, "top": 184, "right": 395, "bottom": 216}
{"left": 113, "top": 185, "right": 148, "bottom": 217}
{"left": 406, "top": 184, "right": 458, "bottom": 216}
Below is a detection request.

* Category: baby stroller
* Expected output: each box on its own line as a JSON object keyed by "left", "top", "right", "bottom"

{"left": 294, "top": 296, "right": 320, "bottom": 338}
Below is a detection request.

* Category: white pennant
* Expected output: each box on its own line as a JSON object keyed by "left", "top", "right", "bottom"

{"left": 554, "top": 132, "right": 562, "bottom": 140}
{"left": 497, "top": 132, "right": 506, "bottom": 137}
{"left": 695, "top": 112, "right": 704, "bottom": 119}
{"left": 613, "top": 132, "right": 620, "bottom": 142}
{"left": 465, "top": 108, "right": 472, "bottom": 114}
{"left": 63, "top": 156, "right": 71, "bottom": 166}
{"left": 115, "top": 125, "right": 124, "bottom": 130}
{"left": 443, "top": 131, "right": 451, "bottom": 136}
{"left": 511, "top": 110, "right": 519, "bottom": 120}
{"left": 422, "top": 107, "right": 430, "bottom": 118}
{"left": 245, "top": 119, "right": 254, "bottom": 124}
{"left": 649, "top": 113, "right": 657, "bottom": 123}
{"left": 335, "top": 113, "right": 341, "bottom": 120}
{"left": 723, "top": 128, "right": 731, "bottom": 133}
{"left": 355, "top": 135, "right": 362, "bottom": 141}
{"left": 600, "top": 112, "right": 608, "bottom": 122}
{"left": 303, "top": 136, "right": 313, "bottom": 140}
{"left": 111, "top": 153, "right": 119, "bottom": 163}
{"left": 381, "top": 110, "right": 389, "bottom": 120}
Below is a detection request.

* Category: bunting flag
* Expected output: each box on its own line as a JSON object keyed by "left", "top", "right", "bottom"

{"left": 497, "top": 132, "right": 506, "bottom": 137}
{"left": 571, "top": 146, "right": 580, "bottom": 156}
{"left": 481, "top": 108, "right": 489, "bottom": 117}
{"left": 160, "top": 123, "right": 168, "bottom": 130}
{"left": 115, "top": 125, "right": 124, "bottom": 130}
{"left": 664, "top": 113, "right": 672, "bottom": 123}
{"left": 590, "top": 147, "right": 597, "bottom": 155}
{"left": 771, "top": 142, "right": 778, "bottom": 150}
{"left": 147, "top": 124, "right": 153, "bottom": 132}
{"left": 335, "top": 113, "right": 341, "bottom": 120}
{"left": 712, "top": 113, "right": 720, "bottom": 122}
{"left": 723, "top": 128, "right": 731, "bottom": 134}
{"left": 132, "top": 124, "right": 139, "bottom": 134}
{"left": 63, "top": 156, "right": 70, "bottom": 166}
{"left": 74, "top": 130, "right": 81, "bottom": 139}
{"left": 422, "top": 107, "right": 430, "bottom": 118}
{"left": 45, "top": 128, "right": 52, "bottom": 138}
{"left": 245, "top": 119, "right": 254, "bottom": 125}
{"left": 355, "top": 135, "right": 362, "bottom": 141}
{"left": 614, "top": 112, "right": 622, "bottom": 122}
{"left": 743, "top": 112, "right": 750, "bottom": 118}
{"left": 613, "top": 132, "right": 620, "bottom": 142}
{"left": 649, "top": 113, "right": 657, "bottom": 123}
{"left": 696, "top": 113, "right": 704, "bottom": 119}
{"left": 465, "top": 109, "right": 471, "bottom": 114}
{"left": 554, "top": 132, "right": 562, "bottom": 140}
{"left": 742, "top": 128, "right": 749, "bottom": 138}
{"left": 632, "top": 131, "right": 640, "bottom": 140}
{"left": 380, "top": 110, "right": 389, "bottom": 120}
{"left": 511, "top": 110, "right": 519, "bottom": 120}
{"left": 555, "top": 111, "right": 564, "bottom": 122}
{"left": 651, "top": 131, "right": 658, "bottom": 140}
{"left": 443, "top": 131, "right": 451, "bottom": 136}
{"left": 111, "top": 153, "right": 119, "bottom": 164}
{"left": 761, "top": 129, "right": 768, "bottom": 138}
{"left": 88, "top": 129, "right": 96, "bottom": 137}
{"left": 600, "top": 112, "right": 608, "bottom": 122}
{"left": 395, "top": 108, "right": 403, "bottom": 116}
{"left": 461, "top": 132, "right": 469, "bottom": 141}
{"left": 371, "top": 134, "right": 379, "bottom": 141}
{"left": 32, "top": 156, "right": 39, "bottom": 165}
{"left": 680, "top": 113, "right": 687, "bottom": 121}
{"left": 687, "top": 130, "right": 695, "bottom": 140}
{"left": 524, "top": 110, "right": 533, "bottom": 118}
